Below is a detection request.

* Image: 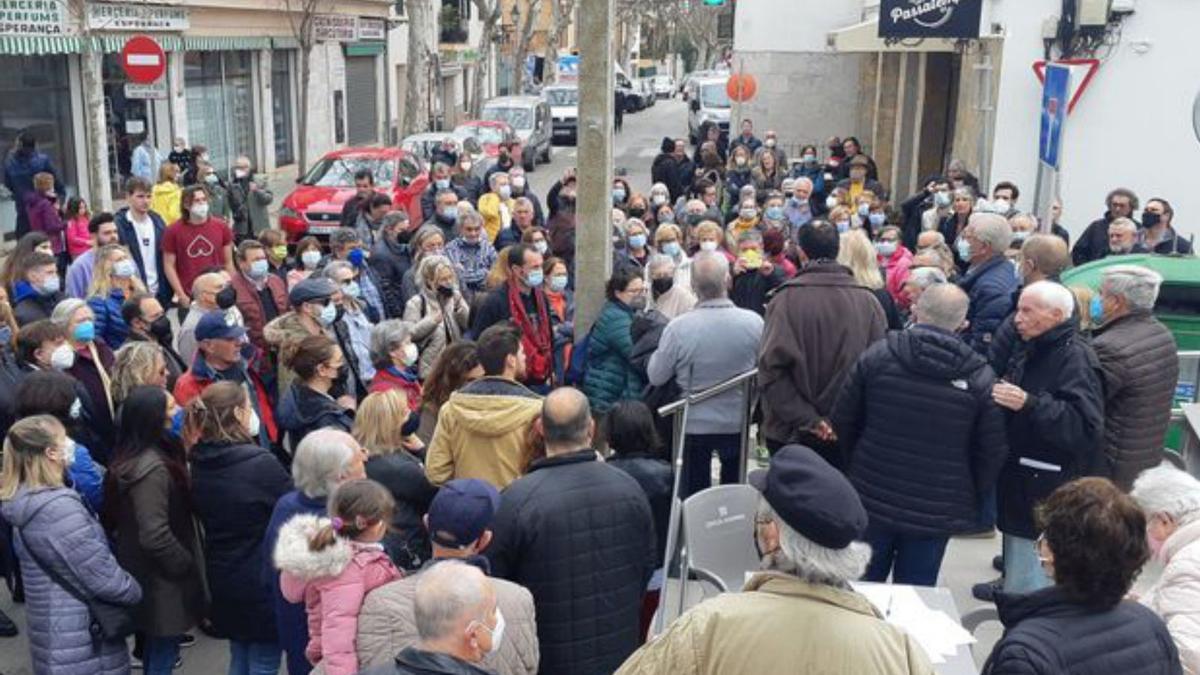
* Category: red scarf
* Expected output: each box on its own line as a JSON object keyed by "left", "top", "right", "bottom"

{"left": 507, "top": 278, "right": 552, "bottom": 383}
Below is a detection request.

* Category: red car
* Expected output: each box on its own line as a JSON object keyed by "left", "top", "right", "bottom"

{"left": 279, "top": 147, "right": 428, "bottom": 242}
{"left": 453, "top": 121, "right": 529, "bottom": 171}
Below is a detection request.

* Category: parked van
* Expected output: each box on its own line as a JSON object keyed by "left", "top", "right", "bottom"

{"left": 687, "top": 75, "right": 731, "bottom": 145}
{"left": 481, "top": 96, "right": 553, "bottom": 171}
{"left": 543, "top": 85, "right": 579, "bottom": 144}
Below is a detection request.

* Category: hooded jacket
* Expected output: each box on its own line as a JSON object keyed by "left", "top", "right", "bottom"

{"left": 832, "top": 326, "right": 1009, "bottom": 535}
{"left": 277, "top": 383, "right": 354, "bottom": 449}
{"left": 275, "top": 513, "right": 403, "bottom": 675}
{"left": 150, "top": 180, "right": 182, "bottom": 226}
{"left": 424, "top": 377, "right": 542, "bottom": 489}
{"left": 1141, "top": 518, "right": 1200, "bottom": 675}
{"left": 2, "top": 487, "right": 142, "bottom": 675}
{"left": 11, "top": 279, "right": 62, "bottom": 326}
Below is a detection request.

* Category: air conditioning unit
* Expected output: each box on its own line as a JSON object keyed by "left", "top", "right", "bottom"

{"left": 1077, "top": 0, "right": 1112, "bottom": 26}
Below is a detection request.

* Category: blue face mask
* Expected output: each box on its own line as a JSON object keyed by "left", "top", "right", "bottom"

{"left": 318, "top": 302, "right": 338, "bottom": 326}
{"left": 1090, "top": 295, "right": 1105, "bottom": 325}
{"left": 73, "top": 320, "right": 95, "bottom": 343}
{"left": 435, "top": 178, "right": 450, "bottom": 190}
{"left": 628, "top": 234, "right": 647, "bottom": 249}
{"left": 343, "top": 280, "right": 362, "bottom": 299}
{"left": 662, "top": 241, "right": 681, "bottom": 258}
{"left": 526, "top": 269, "right": 544, "bottom": 288}
{"left": 835, "top": 221, "right": 850, "bottom": 234}
{"left": 169, "top": 408, "right": 185, "bottom": 440}
{"left": 549, "top": 274, "right": 569, "bottom": 292}
{"left": 348, "top": 248, "right": 367, "bottom": 268}
{"left": 956, "top": 238, "right": 973, "bottom": 261}
{"left": 868, "top": 212, "right": 886, "bottom": 227}
{"left": 765, "top": 206, "right": 785, "bottom": 221}
{"left": 612, "top": 188, "right": 626, "bottom": 204}
{"left": 248, "top": 259, "right": 270, "bottom": 279}
{"left": 440, "top": 206, "right": 459, "bottom": 222}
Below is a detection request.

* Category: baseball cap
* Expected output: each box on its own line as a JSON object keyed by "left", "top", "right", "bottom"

{"left": 427, "top": 479, "right": 501, "bottom": 549}
{"left": 195, "top": 309, "right": 246, "bottom": 342}
{"left": 748, "top": 445, "right": 867, "bottom": 550}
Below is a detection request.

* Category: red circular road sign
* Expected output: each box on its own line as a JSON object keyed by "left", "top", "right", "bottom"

{"left": 121, "top": 35, "right": 166, "bottom": 84}
{"left": 726, "top": 73, "right": 757, "bottom": 103}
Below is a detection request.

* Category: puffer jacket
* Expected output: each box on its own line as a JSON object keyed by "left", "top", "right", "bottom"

{"left": 424, "top": 377, "right": 542, "bottom": 489}
{"left": 1093, "top": 311, "right": 1179, "bottom": 490}
{"left": 997, "top": 321, "right": 1105, "bottom": 539}
{"left": 832, "top": 326, "right": 1009, "bottom": 536}
{"left": 275, "top": 513, "right": 403, "bottom": 675}
{"left": 355, "top": 558, "right": 539, "bottom": 675}
{"left": 277, "top": 383, "right": 354, "bottom": 449}
{"left": 958, "top": 254, "right": 1018, "bottom": 355}
{"left": 2, "top": 486, "right": 142, "bottom": 675}
{"left": 87, "top": 288, "right": 132, "bottom": 349}
{"left": 488, "top": 450, "right": 655, "bottom": 675}
{"left": 1141, "top": 519, "right": 1200, "bottom": 675}
{"left": 402, "top": 286, "right": 470, "bottom": 379}
{"left": 583, "top": 300, "right": 644, "bottom": 414}
{"left": 984, "top": 586, "right": 1181, "bottom": 675}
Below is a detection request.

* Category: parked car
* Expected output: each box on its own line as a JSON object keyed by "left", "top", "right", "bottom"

{"left": 652, "top": 75, "right": 675, "bottom": 99}
{"left": 636, "top": 78, "right": 657, "bottom": 109}
{"left": 687, "top": 75, "right": 731, "bottom": 145}
{"left": 400, "top": 131, "right": 491, "bottom": 179}
{"left": 279, "top": 147, "right": 428, "bottom": 242}
{"left": 542, "top": 84, "right": 579, "bottom": 145}
{"left": 480, "top": 96, "right": 552, "bottom": 171}
{"left": 453, "top": 120, "right": 527, "bottom": 172}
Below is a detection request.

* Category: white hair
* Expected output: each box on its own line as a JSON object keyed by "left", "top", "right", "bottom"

{"left": 690, "top": 251, "right": 729, "bottom": 301}
{"left": 487, "top": 171, "right": 509, "bottom": 189}
{"left": 1131, "top": 464, "right": 1200, "bottom": 526}
{"left": 1108, "top": 217, "right": 1137, "bottom": 234}
{"left": 758, "top": 501, "right": 871, "bottom": 586}
{"left": 793, "top": 177, "right": 814, "bottom": 191}
{"left": 292, "top": 429, "right": 358, "bottom": 498}
{"left": 414, "top": 561, "right": 489, "bottom": 641}
{"left": 51, "top": 298, "right": 89, "bottom": 327}
{"left": 914, "top": 283, "right": 968, "bottom": 331}
{"left": 369, "top": 318, "right": 413, "bottom": 367}
{"left": 646, "top": 253, "right": 676, "bottom": 276}
{"left": 1022, "top": 280, "right": 1075, "bottom": 318}
{"left": 1102, "top": 264, "right": 1163, "bottom": 312}
{"left": 968, "top": 212, "right": 1013, "bottom": 252}
{"left": 908, "top": 266, "right": 947, "bottom": 289}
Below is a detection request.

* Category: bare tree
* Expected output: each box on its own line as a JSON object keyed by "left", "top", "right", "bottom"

{"left": 283, "top": 0, "right": 332, "bottom": 173}
{"left": 540, "top": 0, "right": 578, "bottom": 86}
{"left": 510, "top": 0, "right": 542, "bottom": 95}
{"left": 469, "top": 0, "right": 501, "bottom": 117}
{"left": 404, "top": 0, "right": 436, "bottom": 135}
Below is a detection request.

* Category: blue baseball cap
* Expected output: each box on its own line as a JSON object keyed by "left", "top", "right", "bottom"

{"left": 427, "top": 479, "right": 501, "bottom": 548}
{"left": 195, "top": 309, "right": 247, "bottom": 341}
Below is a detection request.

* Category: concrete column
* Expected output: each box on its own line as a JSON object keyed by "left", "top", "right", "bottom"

{"left": 259, "top": 49, "right": 277, "bottom": 173}
{"left": 168, "top": 51, "right": 189, "bottom": 149}
{"left": 573, "top": 0, "right": 614, "bottom": 336}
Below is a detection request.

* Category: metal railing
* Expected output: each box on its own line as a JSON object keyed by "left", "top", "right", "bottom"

{"left": 652, "top": 368, "right": 758, "bottom": 635}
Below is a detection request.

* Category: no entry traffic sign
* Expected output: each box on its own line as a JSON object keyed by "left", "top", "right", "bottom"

{"left": 121, "top": 35, "right": 166, "bottom": 85}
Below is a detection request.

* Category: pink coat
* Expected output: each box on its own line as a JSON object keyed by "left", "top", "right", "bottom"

{"left": 66, "top": 215, "right": 91, "bottom": 259}
{"left": 274, "top": 514, "right": 403, "bottom": 675}
{"left": 880, "top": 245, "right": 914, "bottom": 310}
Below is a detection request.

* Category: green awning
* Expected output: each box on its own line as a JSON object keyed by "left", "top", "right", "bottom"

{"left": 272, "top": 36, "right": 300, "bottom": 49}
{"left": 183, "top": 36, "right": 272, "bottom": 51}
{"left": 345, "top": 42, "right": 384, "bottom": 57}
{"left": 0, "top": 35, "right": 83, "bottom": 55}
{"left": 92, "top": 34, "right": 184, "bottom": 53}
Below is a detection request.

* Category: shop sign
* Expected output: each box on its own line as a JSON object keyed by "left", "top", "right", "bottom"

{"left": 125, "top": 80, "right": 167, "bottom": 100}
{"left": 88, "top": 2, "right": 190, "bottom": 32}
{"left": 0, "top": 0, "right": 65, "bottom": 36}
{"left": 314, "top": 14, "right": 357, "bottom": 42}
{"left": 878, "top": 0, "right": 981, "bottom": 39}
{"left": 357, "top": 17, "right": 385, "bottom": 40}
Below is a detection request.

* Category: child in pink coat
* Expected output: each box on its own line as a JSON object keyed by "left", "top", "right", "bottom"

{"left": 64, "top": 196, "right": 92, "bottom": 260}
{"left": 274, "top": 479, "right": 402, "bottom": 675}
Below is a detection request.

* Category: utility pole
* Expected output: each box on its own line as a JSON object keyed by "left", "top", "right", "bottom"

{"left": 573, "top": 0, "right": 614, "bottom": 335}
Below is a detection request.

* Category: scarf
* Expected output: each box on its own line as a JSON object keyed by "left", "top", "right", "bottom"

{"left": 506, "top": 278, "right": 552, "bottom": 383}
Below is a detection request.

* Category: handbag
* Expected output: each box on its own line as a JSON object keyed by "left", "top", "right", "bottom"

{"left": 19, "top": 526, "right": 138, "bottom": 641}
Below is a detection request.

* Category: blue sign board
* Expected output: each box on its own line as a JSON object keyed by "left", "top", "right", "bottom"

{"left": 556, "top": 55, "right": 579, "bottom": 82}
{"left": 1039, "top": 64, "right": 1070, "bottom": 169}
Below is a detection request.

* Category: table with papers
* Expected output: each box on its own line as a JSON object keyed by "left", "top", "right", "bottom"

{"left": 852, "top": 582, "right": 978, "bottom": 675}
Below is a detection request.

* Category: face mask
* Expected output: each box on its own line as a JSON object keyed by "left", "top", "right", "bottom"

{"left": 662, "top": 241, "right": 681, "bottom": 258}
{"left": 934, "top": 191, "right": 952, "bottom": 208}
{"left": 440, "top": 206, "right": 459, "bottom": 222}
{"left": 1012, "top": 230, "right": 1031, "bottom": 243}
{"left": 73, "top": 320, "right": 95, "bottom": 343}
{"left": 437, "top": 284, "right": 455, "bottom": 299}
{"left": 402, "top": 342, "right": 419, "bottom": 366}
{"left": 699, "top": 240, "right": 718, "bottom": 252}
{"left": 246, "top": 407, "right": 261, "bottom": 438}
{"left": 58, "top": 439, "right": 76, "bottom": 468}
{"left": 685, "top": 214, "right": 704, "bottom": 227}
{"left": 204, "top": 173, "right": 219, "bottom": 185}
{"left": 857, "top": 203, "right": 870, "bottom": 217}
{"left": 343, "top": 280, "right": 362, "bottom": 299}
{"left": 69, "top": 398, "right": 82, "bottom": 420}
{"left": 652, "top": 194, "right": 667, "bottom": 206}
{"left": 169, "top": 408, "right": 186, "bottom": 440}
{"left": 1090, "top": 295, "right": 1105, "bottom": 325}
{"left": 628, "top": 234, "right": 647, "bottom": 249}
{"left": 174, "top": 145, "right": 185, "bottom": 153}
{"left": 548, "top": 274, "right": 569, "bottom": 292}
{"left": 317, "top": 302, "right": 338, "bottom": 326}
{"left": 234, "top": 169, "right": 249, "bottom": 179}
{"left": 199, "top": 153, "right": 210, "bottom": 162}
{"left": 825, "top": 196, "right": 839, "bottom": 210}
{"left": 460, "top": 162, "right": 471, "bottom": 172}
{"left": 992, "top": 199, "right": 1010, "bottom": 213}
{"left": 1142, "top": 212, "right": 1161, "bottom": 229}
{"left": 875, "top": 241, "right": 898, "bottom": 257}
{"left": 628, "top": 295, "right": 648, "bottom": 311}
{"left": 435, "top": 178, "right": 450, "bottom": 190}
{"left": 51, "top": 343, "right": 75, "bottom": 371}
{"left": 956, "top": 238, "right": 973, "bottom": 261}
{"left": 271, "top": 245, "right": 288, "bottom": 261}
{"left": 39, "top": 275, "right": 61, "bottom": 296}
{"left": 612, "top": 188, "right": 626, "bottom": 203}
{"left": 216, "top": 285, "right": 238, "bottom": 309}
{"left": 533, "top": 240, "right": 548, "bottom": 255}
{"left": 295, "top": 251, "right": 320, "bottom": 271}
{"left": 526, "top": 269, "right": 544, "bottom": 288}
{"left": 740, "top": 208, "right": 757, "bottom": 221}
{"left": 765, "top": 139, "right": 776, "bottom": 148}
{"left": 651, "top": 276, "right": 674, "bottom": 298}
{"left": 735, "top": 156, "right": 747, "bottom": 167}
{"left": 248, "top": 259, "right": 270, "bottom": 280}
{"left": 112, "top": 259, "right": 137, "bottom": 279}
{"left": 765, "top": 206, "right": 784, "bottom": 221}
{"left": 150, "top": 315, "right": 173, "bottom": 342}
{"left": 190, "top": 202, "right": 210, "bottom": 221}
{"left": 349, "top": 248, "right": 369, "bottom": 268}
{"left": 498, "top": 185, "right": 512, "bottom": 200}
{"left": 802, "top": 154, "right": 816, "bottom": 164}
{"left": 482, "top": 609, "right": 506, "bottom": 654}
{"left": 835, "top": 221, "right": 850, "bottom": 234}
{"left": 628, "top": 207, "right": 646, "bottom": 219}
{"left": 511, "top": 176, "right": 526, "bottom": 189}
{"left": 868, "top": 212, "right": 886, "bottom": 227}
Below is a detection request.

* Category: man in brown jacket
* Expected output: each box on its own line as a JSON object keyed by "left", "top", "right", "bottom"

{"left": 758, "top": 220, "right": 886, "bottom": 469}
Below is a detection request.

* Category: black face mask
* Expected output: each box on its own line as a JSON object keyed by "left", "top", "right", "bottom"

{"left": 329, "top": 362, "right": 350, "bottom": 399}
{"left": 437, "top": 285, "right": 455, "bottom": 299}
{"left": 216, "top": 285, "right": 237, "bottom": 310}
{"left": 1142, "top": 212, "right": 1161, "bottom": 229}
{"left": 149, "top": 316, "right": 173, "bottom": 342}
{"left": 651, "top": 276, "right": 674, "bottom": 299}
{"left": 401, "top": 410, "right": 421, "bottom": 437}
{"left": 628, "top": 207, "right": 646, "bottom": 219}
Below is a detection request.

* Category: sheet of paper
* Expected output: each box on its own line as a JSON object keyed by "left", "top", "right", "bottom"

{"left": 851, "top": 582, "right": 975, "bottom": 665}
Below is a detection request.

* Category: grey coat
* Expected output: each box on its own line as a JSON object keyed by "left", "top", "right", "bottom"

{"left": 402, "top": 288, "right": 471, "bottom": 379}
{"left": 1, "top": 486, "right": 142, "bottom": 675}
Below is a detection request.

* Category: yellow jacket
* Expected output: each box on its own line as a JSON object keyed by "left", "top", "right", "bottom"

{"left": 151, "top": 181, "right": 182, "bottom": 226}
{"left": 616, "top": 573, "right": 935, "bottom": 675}
{"left": 478, "top": 192, "right": 515, "bottom": 243}
{"left": 424, "top": 377, "right": 542, "bottom": 489}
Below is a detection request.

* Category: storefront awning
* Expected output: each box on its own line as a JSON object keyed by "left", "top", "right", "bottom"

{"left": 827, "top": 19, "right": 966, "bottom": 53}
{"left": 0, "top": 35, "right": 83, "bottom": 55}
{"left": 93, "top": 34, "right": 184, "bottom": 53}
{"left": 272, "top": 36, "right": 300, "bottom": 49}
{"left": 183, "top": 36, "right": 273, "bottom": 51}
{"left": 345, "top": 42, "right": 385, "bottom": 57}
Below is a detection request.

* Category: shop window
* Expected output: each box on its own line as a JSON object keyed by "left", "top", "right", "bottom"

{"left": 185, "top": 51, "right": 257, "bottom": 176}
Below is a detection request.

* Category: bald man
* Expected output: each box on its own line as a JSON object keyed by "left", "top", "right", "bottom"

{"left": 988, "top": 234, "right": 1072, "bottom": 375}
{"left": 487, "top": 388, "right": 655, "bottom": 674}
{"left": 177, "top": 270, "right": 239, "bottom": 365}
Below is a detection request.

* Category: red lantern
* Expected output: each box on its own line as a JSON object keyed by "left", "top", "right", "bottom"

{"left": 726, "top": 73, "right": 757, "bottom": 103}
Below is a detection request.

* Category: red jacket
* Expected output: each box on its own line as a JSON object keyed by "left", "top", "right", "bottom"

{"left": 880, "top": 245, "right": 914, "bottom": 310}
{"left": 174, "top": 354, "right": 279, "bottom": 443}
{"left": 368, "top": 366, "right": 423, "bottom": 412}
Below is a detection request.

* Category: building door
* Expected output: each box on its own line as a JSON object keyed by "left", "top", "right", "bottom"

{"left": 344, "top": 55, "right": 379, "bottom": 145}
{"left": 184, "top": 51, "right": 257, "bottom": 177}
{"left": 101, "top": 53, "right": 154, "bottom": 196}
{"left": 272, "top": 50, "right": 296, "bottom": 167}
{"left": 919, "top": 52, "right": 961, "bottom": 183}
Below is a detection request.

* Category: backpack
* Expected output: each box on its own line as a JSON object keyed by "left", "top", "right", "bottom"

{"left": 564, "top": 330, "right": 591, "bottom": 387}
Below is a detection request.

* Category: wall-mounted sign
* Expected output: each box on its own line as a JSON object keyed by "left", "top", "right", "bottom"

{"left": 878, "top": 0, "right": 981, "bottom": 40}
{"left": 88, "top": 2, "right": 190, "bottom": 32}
{"left": 357, "top": 17, "right": 386, "bottom": 40}
{"left": 0, "top": 0, "right": 66, "bottom": 36}
{"left": 314, "top": 14, "right": 357, "bottom": 42}
{"left": 125, "top": 80, "right": 168, "bottom": 100}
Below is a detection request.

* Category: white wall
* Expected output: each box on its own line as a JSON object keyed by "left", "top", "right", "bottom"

{"left": 989, "top": 0, "right": 1200, "bottom": 239}
{"left": 734, "top": 0, "right": 864, "bottom": 52}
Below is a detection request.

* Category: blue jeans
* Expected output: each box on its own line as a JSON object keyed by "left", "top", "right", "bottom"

{"left": 862, "top": 524, "right": 950, "bottom": 586}
{"left": 143, "top": 635, "right": 181, "bottom": 675}
{"left": 681, "top": 433, "right": 741, "bottom": 499}
{"left": 1002, "top": 534, "right": 1051, "bottom": 594}
{"left": 229, "top": 640, "right": 283, "bottom": 675}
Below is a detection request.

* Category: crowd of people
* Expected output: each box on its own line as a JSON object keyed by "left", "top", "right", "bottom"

{"left": 0, "top": 116, "right": 1195, "bottom": 675}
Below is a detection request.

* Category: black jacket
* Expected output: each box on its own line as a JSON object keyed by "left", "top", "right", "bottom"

{"left": 731, "top": 266, "right": 785, "bottom": 316}
{"left": 1072, "top": 212, "right": 1139, "bottom": 266}
{"left": 276, "top": 383, "right": 354, "bottom": 450}
{"left": 608, "top": 454, "right": 672, "bottom": 567}
{"left": 419, "top": 183, "right": 468, "bottom": 223}
{"left": 189, "top": 440, "right": 292, "bottom": 642}
{"left": 115, "top": 207, "right": 172, "bottom": 308}
{"left": 997, "top": 321, "right": 1105, "bottom": 539}
{"left": 651, "top": 150, "right": 684, "bottom": 201}
{"left": 487, "top": 450, "right": 655, "bottom": 675}
{"left": 370, "top": 235, "right": 411, "bottom": 319}
{"left": 983, "top": 587, "right": 1181, "bottom": 675}
{"left": 365, "top": 452, "right": 438, "bottom": 571}
{"left": 833, "top": 327, "right": 1009, "bottom": 536}
{"left": 361, "top": 647, "right": 493, "bottom": 675}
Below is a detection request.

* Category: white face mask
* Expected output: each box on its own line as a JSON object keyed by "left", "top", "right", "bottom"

{"left": 700, "top": 241, "right": 718, "bottom": 252}
{"left": 402, "top": 343, "right": 419, "bottom": 366}
{"left": 50, "top": 343, "right": 76, "bottom": 371}
{"left": 57, "top": 439, "right": 76, "bottom": 468}
{"left": 245, "top": 407, "right": 261, "bottom": 438}
{"left": 475, "top": 608, "right": 505, "bottom": 654}
{"left": 190, "top": 202, "right": 210, "bottom": 221}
